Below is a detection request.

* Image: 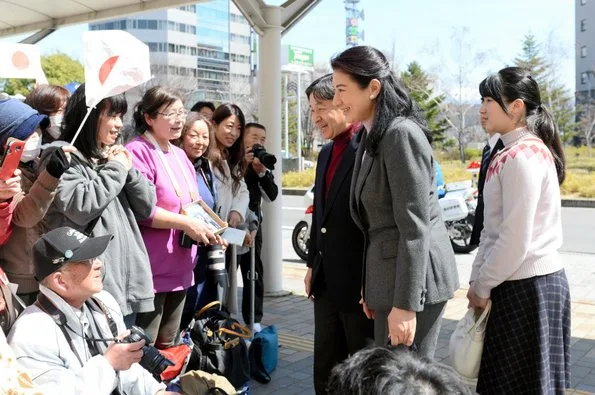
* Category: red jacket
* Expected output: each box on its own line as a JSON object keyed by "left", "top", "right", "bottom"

{"left": 0, "top": 201, "right": 13, "bottom": 245}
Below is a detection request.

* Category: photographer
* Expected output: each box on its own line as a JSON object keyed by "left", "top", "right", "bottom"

{"left": 7, "top": 227, "right": 179, "bottom": 395}
{"left": 240, "top": 123, "right": 278, "bottom": 331}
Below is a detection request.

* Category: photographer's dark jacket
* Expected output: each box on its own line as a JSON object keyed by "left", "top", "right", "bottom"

{"left": 244, "top": 166, "right": 278, "bottom": 220}
{"left": 7, "top": 285, "right": 165, "bottom": 394}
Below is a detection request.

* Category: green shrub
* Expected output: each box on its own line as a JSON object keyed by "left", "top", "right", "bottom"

{"left": 282, "top": 168, "right": 316, "bottom": 188}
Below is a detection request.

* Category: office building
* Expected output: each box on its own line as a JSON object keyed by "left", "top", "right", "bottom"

{"left": 89, "top": 1, "right": 254, "bottom": 101}
{"left": 576, "top": 0, "right": 595, "bottom": 103}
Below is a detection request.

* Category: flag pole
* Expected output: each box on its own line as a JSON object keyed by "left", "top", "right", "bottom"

{"left": 70, "top": 107, "right": 94, "bottom": 145}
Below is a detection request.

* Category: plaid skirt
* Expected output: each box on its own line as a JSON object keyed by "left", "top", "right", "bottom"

{"left": 477, "top": 269, "right": 571, "bottom": 395}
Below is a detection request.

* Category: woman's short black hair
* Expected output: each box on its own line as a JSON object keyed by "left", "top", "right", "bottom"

{"left": 191, "top": 101, "right": 216, "bottom": 113}
{"left": 61, "top": 83, "right": 127, "bottom": 160}
{"left": 331, "top": 46, "right": 431, "bottom": 155}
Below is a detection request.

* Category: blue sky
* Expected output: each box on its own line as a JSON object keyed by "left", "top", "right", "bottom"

{"left": 2, "top": 0, "right": 575, "bottom": 101}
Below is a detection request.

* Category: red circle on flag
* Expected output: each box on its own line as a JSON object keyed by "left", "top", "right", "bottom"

{"left": 99, "top": 56, "right": 119, "bottom": 85}
{"left": 12, "top": 51, "right": 30, "bottom": 70}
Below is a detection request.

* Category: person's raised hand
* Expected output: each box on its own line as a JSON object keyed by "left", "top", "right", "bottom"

{"left": 46, "top": 148, "right": 70, "bottom": 179}
{"left": 0, "top": 169, "right": 22, "bottom": 201}
{"left": 108, "top": 149, "right": 132, "bottom": 170}
{"left": 251, "top": 158, "right": 267, "bottom": 174}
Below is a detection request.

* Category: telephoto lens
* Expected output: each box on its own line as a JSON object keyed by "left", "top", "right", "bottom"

{"left": 208, "top": 245, "right": 228, "bottom": 305}
{"left": 121, "top": 325, "right": 174, "bottom": 381}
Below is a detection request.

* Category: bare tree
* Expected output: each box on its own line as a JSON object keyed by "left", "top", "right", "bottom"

{"left": 230, "top": 73, "right": 258, "bottom": 122}
{"left": 578, "top": 99, "right": 595, "bottom": 157}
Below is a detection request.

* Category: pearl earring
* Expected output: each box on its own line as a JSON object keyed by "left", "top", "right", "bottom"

{"left": 370, "top": 95, "right": 375, "bottom": 100}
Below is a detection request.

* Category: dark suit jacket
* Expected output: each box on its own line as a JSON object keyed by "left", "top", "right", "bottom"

{"left": 351, "top": 118, "right": 459, "bottom": 312}
{"left": 307, "top": 134, "right": 365, "bottom": 312}
{"left": 470, "top": 139, "right": 503, "bottom": 246}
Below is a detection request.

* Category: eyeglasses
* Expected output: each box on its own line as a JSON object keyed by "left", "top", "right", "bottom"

{"left": 157, "top": 109, "right": 188, "bottom": 120}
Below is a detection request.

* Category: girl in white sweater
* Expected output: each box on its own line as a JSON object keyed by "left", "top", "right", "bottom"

{"left": 468, "top": 67, "right": 569, "bottom": 394}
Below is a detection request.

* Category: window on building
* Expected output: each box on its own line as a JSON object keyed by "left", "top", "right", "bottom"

{"left": 582, "top": 19, "right": 587, "bottom": 32}
{"left": 582, "top": 72, "right": 589, "bottom": 85}
{"left": 138, "top": 20, "right": 147, "bottom": 29}
{"left": 148, "top": 42, "right": 158, "bottom": 52}
{"left": 148, "top": 20, "right": 158, "bottom": 30}
{"left": 582, "top": 46, "right": 588, "bottom": 58}
{"left": 169, "top": 43, "right": 175, "bottom": 53}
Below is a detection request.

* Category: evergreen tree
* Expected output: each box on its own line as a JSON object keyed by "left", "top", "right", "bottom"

{"left": 401, "top": 62, "right": 448, "bottom": 144}
{"left": 1, "top": 52, "right": 83, "bottom": 96}
{"left": 513, "top": 33, "right": 576, "bottom": 141}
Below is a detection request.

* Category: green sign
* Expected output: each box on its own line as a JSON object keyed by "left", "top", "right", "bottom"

{"left": 288, "top": 46, "right": 314, "bottom": 68}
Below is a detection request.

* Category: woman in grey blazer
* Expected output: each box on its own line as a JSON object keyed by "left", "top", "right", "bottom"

{"left": 331, "top": 46, "right": 459, "bottom": 358}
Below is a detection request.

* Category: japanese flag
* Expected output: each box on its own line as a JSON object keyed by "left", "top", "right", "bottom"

{"left": 83, "top": 30, "right": 152, "bottom": 108}
{"left": 0, "top": 43, "right": 48, "bottom": 84}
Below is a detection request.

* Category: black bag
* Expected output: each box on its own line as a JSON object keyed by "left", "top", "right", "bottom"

{"left": 186, "top": 301, "right": 252, "bottom": 390}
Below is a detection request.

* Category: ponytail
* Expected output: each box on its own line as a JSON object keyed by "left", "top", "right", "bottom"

{"left": 529, "top": 104, "right": 566, "bottom": 184}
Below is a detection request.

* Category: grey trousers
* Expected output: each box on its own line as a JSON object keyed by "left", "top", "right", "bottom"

{"left": 374, "top": 301, "right": 447, "bottom": 359}
{"left": 136, "top": 290, "right": 187, "bottom": 349}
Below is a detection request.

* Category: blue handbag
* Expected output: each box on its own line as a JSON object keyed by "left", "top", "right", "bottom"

{"left": 249, "top": 325, "right": 278, "bottom": 383}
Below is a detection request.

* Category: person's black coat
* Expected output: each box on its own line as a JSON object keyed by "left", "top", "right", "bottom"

{"left": 306, "top": 134, "right": 365, "bottom": 312}
{"left": 244, "top": 166, "right": 278, "bottom": 220}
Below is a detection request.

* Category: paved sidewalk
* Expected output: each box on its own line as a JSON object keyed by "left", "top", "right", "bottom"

{"left": 234, "top": 259, "right": 595, "bottom": 395}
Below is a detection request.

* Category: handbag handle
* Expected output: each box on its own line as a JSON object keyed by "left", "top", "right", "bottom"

{"left": 218, "top": 322, "right": 252, "bottom": 339}
{"left": 195, "top": 301, "right": 221, "bottom": 318}
{"left": 468, "top": 299, "right": 492, "bottom": 334}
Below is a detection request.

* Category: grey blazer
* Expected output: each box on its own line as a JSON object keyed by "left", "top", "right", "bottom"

{"left": 351, "top": 117, "right": 459, "bottom": 312}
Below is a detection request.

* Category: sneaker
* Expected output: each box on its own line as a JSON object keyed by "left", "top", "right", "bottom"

{"left": 252, "top": 323, "right": 262, "bottom": 333}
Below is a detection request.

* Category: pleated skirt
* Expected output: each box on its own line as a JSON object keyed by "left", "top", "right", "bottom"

{"left": 476, "top": 269, "right": 571, "bottom": 395}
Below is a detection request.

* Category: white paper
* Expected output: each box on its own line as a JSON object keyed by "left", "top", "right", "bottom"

{"left": 222, "top": 228, "right": 246, "bottom": 246}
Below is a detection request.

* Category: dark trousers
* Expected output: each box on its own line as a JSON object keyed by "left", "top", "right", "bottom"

{"left": 313, "top": 290, "right": 374, "bottom": 395}
{"left": 238, "top": 227, "right": 264, "bottom": 325}
{"left": 136, "top": 290, "right": 186, "bottom": 349}
{"left": 180, "top": 246, "right": 218, "bottom": 330}
{"left": 373, "top": 301, "right": 446, "bottom": 359}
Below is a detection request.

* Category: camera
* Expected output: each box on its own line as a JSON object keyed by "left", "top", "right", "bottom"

{"left": 180, "top": 231, "right": 195, "bottom": 249}
{"left": 120, "top": 325, "right": 174, "bottom": 380}
{"left": 251, "top": 144, "right": 277, "bottom": 170}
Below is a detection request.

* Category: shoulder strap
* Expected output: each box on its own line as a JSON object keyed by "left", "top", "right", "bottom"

{"left": 145, "top": 132, "right": 197, "bottom": 205}
{"left": 35, "top": 293, "right": 85, "bottom": 367}
{"left": 88, "top": 296, "right": 118, "bottom": 338}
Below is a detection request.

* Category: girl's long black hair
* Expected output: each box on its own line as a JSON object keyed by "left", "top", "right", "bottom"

{"left": 479, "top": 67, "right": 565, "bottom": 184}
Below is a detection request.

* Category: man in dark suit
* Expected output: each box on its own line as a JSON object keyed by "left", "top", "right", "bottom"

{"left": 304, "top": 75, "right": 374, "bottom": 395}
{"left": 470, "top": 117, "right": 504, "bottom": 246}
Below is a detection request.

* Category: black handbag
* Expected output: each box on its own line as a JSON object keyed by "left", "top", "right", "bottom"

{"left": 186, "top": 301, "right": 252, "bottom": 390}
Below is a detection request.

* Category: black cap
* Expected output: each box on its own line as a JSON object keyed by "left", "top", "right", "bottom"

{"left": 33, "top": 227, "right": 113, "bottom": 281}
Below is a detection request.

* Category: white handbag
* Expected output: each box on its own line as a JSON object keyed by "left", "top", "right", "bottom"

{"left": 448, "top": 299, "right": 492, "bottom": 379}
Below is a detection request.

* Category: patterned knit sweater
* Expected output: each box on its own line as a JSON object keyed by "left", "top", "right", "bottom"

{"left": 470, "top": 128, "right": 563, "bottom": 299}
